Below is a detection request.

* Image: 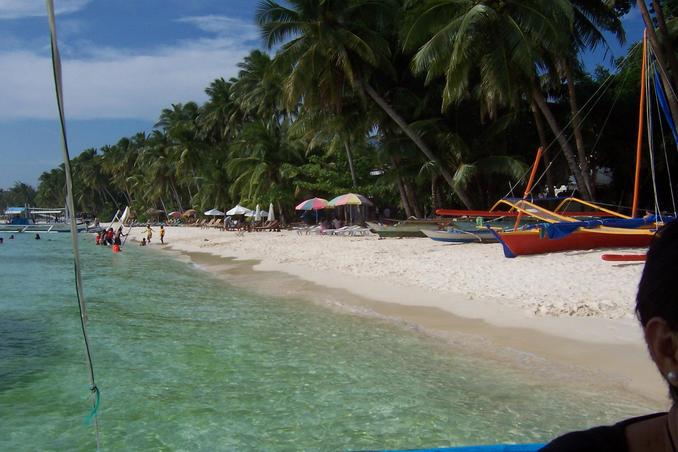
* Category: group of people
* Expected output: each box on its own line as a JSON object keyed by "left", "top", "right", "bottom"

{"left": 95, "top": 226, "right": 125, "bottom": 251}
{"left": 141, "top": 225, "right": 165, "bottom": 246}
{"left": 93, "top": 224, "right": 165, "bottom": 249}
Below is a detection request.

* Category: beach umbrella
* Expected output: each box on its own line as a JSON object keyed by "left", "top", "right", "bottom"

{"left": 226, "top": 204, "right": 252, "bottom": 216}
{"left": 295, "top": 197, "right": 329, "bottom": 210}
{"left": 254, "top": 204, "right": 262, "bottom": 222}
{"left": 327, "top": 193, "right": 373, "bottom": 207}
{"left": 204, "top": 208, "right": 225, "bottom": 216}
{"left": 268, "top": 203, "right": 275, "bottom": 222}
{"left": 182, "top": 209, "right": 197, "bottom": 217}
{"left": 295, "top": 198, "right": 329, "bottom": 223}
{"left": 168, "top": 211, "right": 182, "bottom": 219}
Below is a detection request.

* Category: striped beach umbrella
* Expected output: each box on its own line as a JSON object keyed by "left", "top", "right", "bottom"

{"left": 327, "top": 193, "right": 373, "bottom": 207}
{"left": 295, "top": 197, "right": 329, "bottom": 211}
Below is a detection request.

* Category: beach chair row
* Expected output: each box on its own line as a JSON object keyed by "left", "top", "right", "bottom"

{"left": 295, "top": 225, "right": 372, "bottom": 237}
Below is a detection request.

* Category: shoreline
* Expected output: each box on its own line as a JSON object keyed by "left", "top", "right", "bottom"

{"left": 129, "top": 226, "right": 668, "bottom": 407}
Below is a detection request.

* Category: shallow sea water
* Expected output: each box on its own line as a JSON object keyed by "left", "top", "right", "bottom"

{"left": 0, "top": 233, "right": 656, "bottom": 451}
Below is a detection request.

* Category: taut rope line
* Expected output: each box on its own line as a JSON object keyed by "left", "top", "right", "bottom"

{"left": 46, "top": 1, "right": 101, "bottom": 449}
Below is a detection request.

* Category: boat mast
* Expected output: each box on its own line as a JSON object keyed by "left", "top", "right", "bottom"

{"left": 632, "top": 30, "right": 648, "bottom": 218}
{"left": 513, "top": 146, "right": 543, "bottom": 229}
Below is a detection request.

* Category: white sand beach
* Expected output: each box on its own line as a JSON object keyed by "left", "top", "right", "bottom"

{"left": 127, "top": 226, "right": 666, "bottom": 406}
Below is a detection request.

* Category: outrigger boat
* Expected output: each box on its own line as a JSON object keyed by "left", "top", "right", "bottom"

{"left": 0, "top": 206, "right": 89, "bottom": 233}
{"left": 425, "top": 196, "right": 619, "bottom": 245}
{"left": 490, "top": 199, "right": 657, "bottom": 257}
{"left": 367, "top": 219, "right": 446, "bottom": 238}
{"left": 421, "top": 226, "right": 497, "bottom": 243}
{"left": 491, "top": 31, "right": 674, "bottom": 258}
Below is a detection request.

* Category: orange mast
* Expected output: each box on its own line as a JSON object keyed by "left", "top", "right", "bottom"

{"left": 514, "top": 146, "right": 544, "bottom": 229}
{"left": 632, "top": 30, "right": 648, "bottom": 218}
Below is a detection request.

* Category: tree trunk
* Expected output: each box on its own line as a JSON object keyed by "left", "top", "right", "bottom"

{"left": 431, "top": 174, "right": 442, "bottom": 212}
{"left": 403, "top": 179, "right": 423, "bottom": 218}
{"left": 168, "top": 182, "right": 183, "bottom": 211}
{"left": 562, "top": 59, "right": 595, "bottom": 198}
{"left": 651, "top": 0, "right": 678, "bottom": 90}
{"left": 531, "top": 84, "right": 593, "bottom": 200}
{"left": 361, "top": 80, "right": 474, "bottom": 208}
{"left": 344, "top": 141, "right": 357, "bottom": 188}
{"left": 390, "top": 156, "right": 414, "bottom": 218}
{"left": 638, "top": 0, "right": 678, "bottom": 127}
{"left": 530, "top": 102, "right": 556, "bottom": 196}
{"left": 276, "top": 200, "right": 286, "bottom": 226}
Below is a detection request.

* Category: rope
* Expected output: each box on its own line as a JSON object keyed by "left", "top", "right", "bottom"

{"left": 652, "top": 58, "right": 678, "bottom": 217}
{"left": 503, "top": 41, "right": 642, "bottom": 199}
{"left": 647, "top": 52, "right": 662, "bottom": 220}
{"left": 46, "top": 1, "right": 101, "bottom": 449}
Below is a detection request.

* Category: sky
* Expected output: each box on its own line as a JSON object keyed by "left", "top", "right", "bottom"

{"left": 0, "top": 1, "right": 645, "bottom": 189}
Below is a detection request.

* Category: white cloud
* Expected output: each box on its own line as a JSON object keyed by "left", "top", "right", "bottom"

{"left": 177, "top": 15, "right": 259, "bottom": 40}
{"left": 0, "top": 0, "right": 90, "bottom": 19}
{"left": 0, "top": 25, "right": 257, "bottom": 121}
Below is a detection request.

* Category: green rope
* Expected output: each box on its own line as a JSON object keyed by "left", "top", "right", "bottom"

{"left": 85, "top": 386, "right": 101, "bottom": 426}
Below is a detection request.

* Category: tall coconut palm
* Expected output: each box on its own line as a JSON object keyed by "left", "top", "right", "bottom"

{"left": 550, "top": 0, "right": 626, "bottom": 198}
{"left": 226, "top": 119, "right": 304, "bottom": 217}
{"left": 198, "top": 78, "right": 241, "bottom": 143}
{"left": 405, "top": 0, "right": 595, "bottom": 200}
{"left": 156, "top": 102, "right": 204, "bottom": 196}
{"left": 255, "top": 0, "right": 464, "bottom": 199}
{"left": 231, "top": 50, "right": 287, "bottom": 121}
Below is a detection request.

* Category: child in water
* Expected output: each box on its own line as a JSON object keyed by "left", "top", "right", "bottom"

{"left": 146, "top": 225, "right": 153, "bottom": 243}
{"left": 160, "top": 225, "right": 165, "bottom": 244}
{"left": 140, "top": 238, "right": 147, "bottom": 246}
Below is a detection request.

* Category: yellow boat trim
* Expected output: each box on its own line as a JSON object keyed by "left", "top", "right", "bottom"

{"left": 553, "top": 197, "right": 630, "bottom": 219}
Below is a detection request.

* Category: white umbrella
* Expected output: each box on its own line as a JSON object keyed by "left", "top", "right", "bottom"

{"left": 268, "top": 203, "right": 275, "bottom": 222}
{"left": 204, "top": 208, "right": 225, "bottom": 216}
{"left": 253, "top": 204, "right": 261, "bottom": 222}
{"left": 226, "top": 204, "right": 252, "bottom": 216}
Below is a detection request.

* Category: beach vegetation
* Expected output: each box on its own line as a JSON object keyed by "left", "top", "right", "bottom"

{"left": 19, "top": 0, "right": 678, "bottom": 222}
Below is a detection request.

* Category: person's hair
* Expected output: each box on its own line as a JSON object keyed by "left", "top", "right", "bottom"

{"left": 636, "top": 220, "right": 678, "bottom": 401}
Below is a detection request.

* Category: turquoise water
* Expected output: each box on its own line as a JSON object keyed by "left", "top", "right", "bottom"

{"left": 0, "top": 233, "right": 654, "bottom": 451}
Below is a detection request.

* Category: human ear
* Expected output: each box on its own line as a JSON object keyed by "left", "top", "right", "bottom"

{"left": 645, "top": 317, "right": 678, "bottom": 384}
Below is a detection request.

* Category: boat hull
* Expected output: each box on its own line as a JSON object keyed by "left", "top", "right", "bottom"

{"left": 0, "top": 223, "right": 88, "bottom": 233}
{"left": 422, "top": 228, "right": 498, "bottom": 243}
{"left": 492, "top": 228, "right": 654, "bottom": 257}
{"left": 367, "top": 221, "right": 441, "bottom": 238}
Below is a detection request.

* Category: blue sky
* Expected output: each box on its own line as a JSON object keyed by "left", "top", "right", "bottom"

{"left": 0, "top": 1, "right": 644, "bottom": 189}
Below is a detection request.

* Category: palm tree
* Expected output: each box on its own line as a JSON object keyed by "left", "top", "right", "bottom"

{"left": 231, "top": 50, "right": 287, "bottom": 121}
{"left": 226, "top": 119, "right": 304, "bottom": 220}
{"left": 549, "top": 0, "right": 626, "bottom": 198}
{"left": 198, "top": 78, "right": 241, "bottom": 143}
{"left": 255, "top": 0, "right": 464, "bottom": 199}
{"left": 156, "top": 102, "right": 204, "bottom": 196}
{"left": 36, "top": 167, "right": 65, "bottom": 207}
{"left": 405, "top": 0, "right": 595, "bottom": 200}
{"left": 291, "top": 98, "right": 372, "bottom": 188}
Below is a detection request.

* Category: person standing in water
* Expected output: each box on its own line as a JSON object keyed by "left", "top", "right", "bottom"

{"left": 145, "top": 224, "right": 153, "bottom": 244}
{"left": 159, "top": 225, "right": 165, "bottom": 244}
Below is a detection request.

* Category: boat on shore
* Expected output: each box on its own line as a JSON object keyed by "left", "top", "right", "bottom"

{"left": 421, "top": 227, "right": 497, "bottom": 243}
{"left": 367, "top": 219, "right": 445, "bottom": 238}
{"left": 490, "top": 199, "right": 658, "bottom": 257}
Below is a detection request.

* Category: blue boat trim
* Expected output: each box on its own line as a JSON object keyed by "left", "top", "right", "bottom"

{"left": 371, "top": 443, "right": 544, "bottom": 452}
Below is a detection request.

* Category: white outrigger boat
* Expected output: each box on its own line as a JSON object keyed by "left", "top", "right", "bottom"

{"left": 0, "top": 207, "right": 89, "bottom": 233}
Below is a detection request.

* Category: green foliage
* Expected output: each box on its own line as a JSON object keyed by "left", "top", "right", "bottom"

{"left": 31, "top": 1, "right": 662, "bottom": 219}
